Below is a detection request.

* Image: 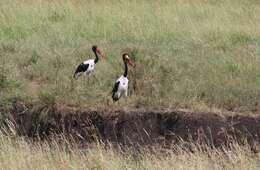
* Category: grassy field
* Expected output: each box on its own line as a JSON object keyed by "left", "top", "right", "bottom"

{"left": 1, "top": 0, "right": 260, "bottom": 112}
{"left": 0, "top": 133, "right": 258, "bottom": 170}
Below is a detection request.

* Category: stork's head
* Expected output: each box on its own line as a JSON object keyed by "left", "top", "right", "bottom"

{"left": 122, "top": 53, "right": 135, "bottom": 67}
{"left": 92, "top": 45, "right": 106, "bottom": 58}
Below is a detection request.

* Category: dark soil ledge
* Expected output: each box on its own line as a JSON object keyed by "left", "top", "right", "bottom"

{"left": 6, "top": 101, "right": 260, "bottom": 150}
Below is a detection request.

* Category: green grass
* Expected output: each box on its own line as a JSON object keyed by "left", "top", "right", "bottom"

{"left": 1, "top": 0, "right": 260, "bottom": 112}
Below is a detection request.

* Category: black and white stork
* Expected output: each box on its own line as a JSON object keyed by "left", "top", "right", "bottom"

{"left": 74, "top": 45, "right": 105, "bottom": 78}
{"left": 112, "top": 53, "right": 135, "bottom": 101}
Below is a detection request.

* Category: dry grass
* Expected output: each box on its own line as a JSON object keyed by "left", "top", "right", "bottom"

{"left": 1, "top": 0, "right": 260, "bottom": 112}
{"left": 0, "top": 132, "right": 259, "bottom": 170}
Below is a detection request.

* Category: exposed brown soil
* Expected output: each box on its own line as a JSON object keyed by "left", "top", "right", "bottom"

{"left": 6, "top": 101, "right": 260, "bottom": 150}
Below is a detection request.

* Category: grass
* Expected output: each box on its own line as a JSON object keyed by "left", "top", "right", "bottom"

{"left": 2, "top": 2, "right": 260, "bottom": 168}
{"left": 1, "top": 0, "right": 260, "bottom": 112}
{"left": 0, "top": 132, "right": 258, "bottom": 170}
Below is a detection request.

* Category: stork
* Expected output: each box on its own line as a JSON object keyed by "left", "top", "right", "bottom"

{"left": 74, "top": 45, "right": 105, "bottom": 78}
{"left": 112, "top": 53, "right": 135, "bottom": 102}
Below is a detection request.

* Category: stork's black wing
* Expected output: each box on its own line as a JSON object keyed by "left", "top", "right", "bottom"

{"left": 74, "top": 63, "right": 89, "bottom": 78}
{"left": 112, "top": 81, "right": 120, "bottom": 101}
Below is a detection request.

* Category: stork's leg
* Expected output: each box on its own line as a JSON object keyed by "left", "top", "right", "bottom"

{"left": 106, "top": 98, "right": 111, "bottom": 108}
{"left": 81, "top": 72, "right": 85, "bottom": 86}
{"left": 124, "top": 90, "right": 128, "bottom": 104}
{"left": 70, "top": 76, "right": 75, "bottom": 92}
{"left": 116, "top": 93, "right": 121, "bottom": 108}
{"left": 122, "top": 97, "right": 128, "bottom": 110}
{"left": 126, "top": 96, "right": 128, "bottom": 105}
{"left": 81, "top": 73, "right": 86, "bottom": 87}
{"left": 122, "top": 89, "right": 129, "bottom": 111}
{"left": 125, "top": 90, "right": 128, "bottom": 98}
{"left": 92, "top": 74, "right": 99, "bottom": 85}
{"left": 84, "top": 72, "right": 90, "bottom": 86}
{"left": 118, "top": 98, "right": 121, "bottom": 108}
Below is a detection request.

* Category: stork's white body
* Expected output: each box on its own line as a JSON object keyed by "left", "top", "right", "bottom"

{"left": 83, "top": 59, "right": 95, "bottom": 76}
{"left": 113, "top": 75, "right": 129, "bottom": 99}
{"left": 83, "top": 59, "right": 96, "bottom": 75}
{"left": 74, "top": 59, "right": 96, "bottom": 78}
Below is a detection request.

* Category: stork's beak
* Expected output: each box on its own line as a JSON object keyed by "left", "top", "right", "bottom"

{"left": 96, "top": 48, "right": 106, "bottom": 59}
{"left": 128, "top": 59, "right": 136, "bottom": 67}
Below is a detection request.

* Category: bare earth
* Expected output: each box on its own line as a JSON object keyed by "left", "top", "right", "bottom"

{"left": 9, "top": 101, "right": 260, "bottom": 151}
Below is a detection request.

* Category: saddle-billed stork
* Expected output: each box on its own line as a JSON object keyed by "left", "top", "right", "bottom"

{"left": 112, "top": 53, "right": 135, "bottom": 101}
{"left": 74, "top": 45, "right": 105, "bottom": 78}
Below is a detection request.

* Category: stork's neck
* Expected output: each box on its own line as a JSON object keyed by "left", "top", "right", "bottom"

{"left": 94, "top": 51, "right": 99, "bottom": 63}
{"left": 123, "top": 59, "right": 128, "bottom": 77}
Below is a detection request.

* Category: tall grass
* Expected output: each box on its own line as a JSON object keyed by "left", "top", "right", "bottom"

{"left": 0, "top": 133, "right": 259, "bottom": 170}
{"left": 1, "top": 0, "right": 260, "bottom": 112}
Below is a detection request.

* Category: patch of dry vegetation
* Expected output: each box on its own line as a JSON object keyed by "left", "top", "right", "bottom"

{"left": 0, "top": 132, "right": 259, "bottom": 170}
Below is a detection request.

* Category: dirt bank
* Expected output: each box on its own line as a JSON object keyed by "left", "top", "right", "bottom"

{"left": 6, "top": 101, "right": 260, "bottom": 150}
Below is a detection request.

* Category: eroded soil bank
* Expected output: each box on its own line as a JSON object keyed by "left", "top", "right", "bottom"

{"left": 5, "top": 101, "right": 260, "bottom": 150}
